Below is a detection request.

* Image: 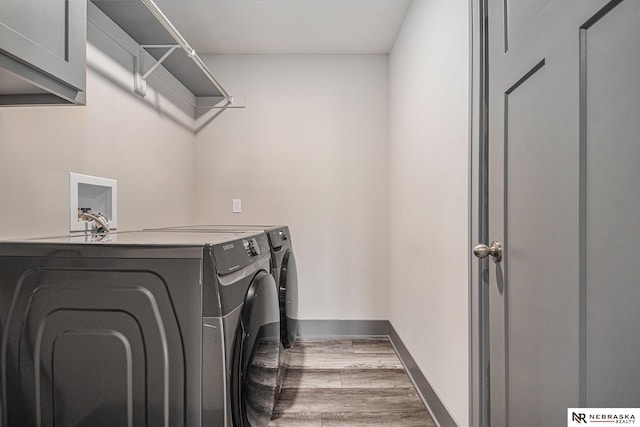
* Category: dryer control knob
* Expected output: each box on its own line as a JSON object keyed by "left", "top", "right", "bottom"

{"left": 248, "top": 239, "right": 260, "bottom": 256}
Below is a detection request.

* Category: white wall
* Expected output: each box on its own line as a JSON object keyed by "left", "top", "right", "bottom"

{"left": 195, "top": 55, "right": 390, "bottom": 320}
{"left": 389, "top": 0, "right": 470, "bottom": 426}
{"left": 0, "top": 36, "right": 196, "bottom": 239}
{"left": 0, "top": 8, "right": 471, "bottom": 423}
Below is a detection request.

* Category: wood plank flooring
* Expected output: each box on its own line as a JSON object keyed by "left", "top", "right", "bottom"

{"left": 270, "top": 338, "right": 436, "bottom": 427}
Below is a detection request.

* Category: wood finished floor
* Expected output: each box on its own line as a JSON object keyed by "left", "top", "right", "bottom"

{"left": 269, "top": 338, "right": 436, "bottom": 427}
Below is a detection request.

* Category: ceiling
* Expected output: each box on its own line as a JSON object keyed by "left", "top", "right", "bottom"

{"left": 151, "top": 0, "right": 413, "bottom": 55}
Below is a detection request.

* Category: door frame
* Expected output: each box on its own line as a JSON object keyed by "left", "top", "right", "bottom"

{"left": 469, "top": 0, "right": 489, "bottom": 426}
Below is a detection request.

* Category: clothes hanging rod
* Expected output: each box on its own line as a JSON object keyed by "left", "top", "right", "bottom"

{"left": 139, "top": 0, "right": 232, "bottom": 103}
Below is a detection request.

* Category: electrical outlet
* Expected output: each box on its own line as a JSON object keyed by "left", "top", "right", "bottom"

{"left": 233, "top": 199, "right": 242, "bottom": 213}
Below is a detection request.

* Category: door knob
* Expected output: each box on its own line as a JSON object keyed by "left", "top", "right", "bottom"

{"left": 473, "top": 240, "right": 503, "bottom": 262}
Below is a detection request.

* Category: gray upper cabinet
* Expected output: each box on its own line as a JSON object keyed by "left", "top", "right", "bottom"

{"left": 0, "top": 0, "right": 86, "bottom": 105}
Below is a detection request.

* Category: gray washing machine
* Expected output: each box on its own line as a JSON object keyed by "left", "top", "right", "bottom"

{"left": 0, "top": 230, "right": 280, "bottom": 427}
{"left": 146, "top": 225, "right": 299, "bottom": 395}
{"left": 149, "top": 225, "right": 298, "bottom": 352}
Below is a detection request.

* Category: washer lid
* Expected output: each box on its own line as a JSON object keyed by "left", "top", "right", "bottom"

{"left": 279, "top": 250, "right": 298, "bottom": 348}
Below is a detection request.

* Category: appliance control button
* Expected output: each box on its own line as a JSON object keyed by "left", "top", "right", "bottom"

{"left": 248, "top": 239, "right": 260, "bottom": 256}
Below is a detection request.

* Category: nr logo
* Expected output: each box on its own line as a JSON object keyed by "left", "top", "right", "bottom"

{"left": 572, "top": 412, "right": 587, "bottom": 423}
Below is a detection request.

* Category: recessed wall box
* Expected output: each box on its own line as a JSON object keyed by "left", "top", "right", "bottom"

{"left": 69, "top": 173, "right": 118, "bottom": 232}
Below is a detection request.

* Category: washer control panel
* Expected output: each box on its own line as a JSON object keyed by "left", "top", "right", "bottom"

{"left": 267, "top": 227, "right": 291, "bottom": 250}
{"left": 212, "top": 234, "right": 268, "bottom": 275}
{"left": 244, "top": 238, "right": 261, "bottom": 256}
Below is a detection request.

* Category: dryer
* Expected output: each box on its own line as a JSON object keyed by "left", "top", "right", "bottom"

{"left": 210, "top": 231, "right": 281, "bottom": 427}
{"left": 146, "top": 225, "right": 299, "bottom": 395}
{"left": 0, "top": 230, "right": 280, "bottom": 427}
{"left": 151, "top": 225, "right": 298, "bottom": 352}
{"left": 263, "top": 226, "right": 298, "bottom": 351}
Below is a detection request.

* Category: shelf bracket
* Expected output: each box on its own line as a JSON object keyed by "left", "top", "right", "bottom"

{"left": 134, "top": 44, "right": 180, "bottom": 97}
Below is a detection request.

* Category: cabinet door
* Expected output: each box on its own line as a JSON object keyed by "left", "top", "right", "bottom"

{"left": 0, "top": 0, "right": 85, "bottom": 90}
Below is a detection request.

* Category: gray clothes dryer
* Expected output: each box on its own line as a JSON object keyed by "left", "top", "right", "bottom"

{"left": 146, "top": 225, "right": 299, "bottom": 395}
{"left": 0, "top": 230, "right": 280, "bottom": 427}
{"left": 149, "top": 225, "right": 299, "bottom": 351}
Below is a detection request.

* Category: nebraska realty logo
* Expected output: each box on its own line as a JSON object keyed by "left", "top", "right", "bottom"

{"left": 568, "top": 408, "right": 639, "bottom": 425}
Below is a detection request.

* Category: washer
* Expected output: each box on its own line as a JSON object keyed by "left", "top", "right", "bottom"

{"left": 147, "top": 225, "right": 299, "bottom": 388}
{"left": 151, "top": 225, "right": 298, "bottom": 351}
{"left": 210, "top": 230, "right": 280, "bottom": 427}
{"left": 0, "top": 230, "right": 280, "bottom": 427}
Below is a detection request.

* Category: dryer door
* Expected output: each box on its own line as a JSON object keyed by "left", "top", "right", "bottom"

{"left": 279, "top": 250, "right": 298, "bottom": 348}
{"left": 231, "top": 270, "right": 280, "bottom": 427}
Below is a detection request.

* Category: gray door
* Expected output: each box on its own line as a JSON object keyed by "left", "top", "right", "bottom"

{"left": 481, "top": 0, "right": 640, "bottom": 425}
